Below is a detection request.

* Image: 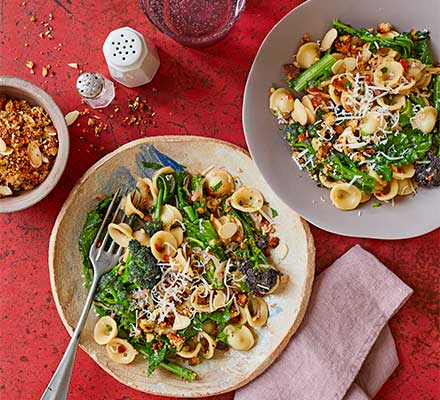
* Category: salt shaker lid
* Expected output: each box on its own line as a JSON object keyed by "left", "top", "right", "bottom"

{"left": 76, "top": 72, "right": 104, "bottom": 99}
{"left": 103, "top": 27, "right": 145, "bottom": 70}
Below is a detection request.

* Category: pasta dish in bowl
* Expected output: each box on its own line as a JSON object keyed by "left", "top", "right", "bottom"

{"left": 243, "top": 0, "right": 440, "bottom": 239}
{"left": 49, "top": 136, "right": 314, "bottom": 396}
{"left": 269, "top": 20, "right": 439, "bottom": 211}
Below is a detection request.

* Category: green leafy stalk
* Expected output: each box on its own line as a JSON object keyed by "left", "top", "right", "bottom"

{"left": 328, "top": 153, "right": 376, "bottom": 193}
{"left": 333, "top": 19, "right": 433, "bottom": 63}
{"left": 185, "top": 219, "right": 226, "bottom": 261}
{"left": 373, "top": 128, "right": 433, "bottom": 172}
{"left": 134, "top": 341, "right": 197, "bottom": 380}
{"left": 176, "top": 173, "right": 198, "bottom": 221}
{"left": 412, "top": 30, "right": 433, "bottom": 64}
{"left": 399, "top": 100, "right": 413, "bottom": 127}
{"left": 288, "top": 54, "right": 336, "bottom": 92}
{"left": 333, "top": 19, "right": 414, "bottom": 58}
{"left": 153, "top": 178, "right": 165, "bottom": 221}
{"left": 79, "top": 196, "right": 112, "bottom": 288}
{"left": 159, "top": 360, "right": 198, "bottom": 380}
{"left": 229, "top": 209, "right": 267, "bottom": 266}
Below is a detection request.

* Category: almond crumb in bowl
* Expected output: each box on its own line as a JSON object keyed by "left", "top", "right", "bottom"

{"left": 0, "top": 95, "right": 59, "bottom": 197}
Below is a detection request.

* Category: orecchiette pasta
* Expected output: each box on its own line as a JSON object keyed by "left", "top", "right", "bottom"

{"left": 172, "top": 313, "right": 191, "bottom": 331}
{"left": 230, "top": 187, "right": 264, "bottom": 213}
{"left": 330, "top": 183, "right": 362, "bottom": 210}
{"left": 244, "top": 296, "right": 269, "bottom": 328}
{"left": 320, "top": 28, "right": 338, "bottom": 51}
{"left": 123, "top": 192, "right": 144, "bottom": 218}
{"left": 217, "top": 222, "right": 238, "bottom": 241}
{"left": 224, "top": 325, "right": 255, "bottom": 351}
{"left": 374, "top": 179, "right": 399, "bottom": 201}
{"left": 392, "top": 164, "right": 415, "bottom": 180}
{"left": 190, "top": 286, "right": 212, "bottom": 313}
{"left": 134, "top": 177, "right": 156, "bottom": 209}
{"left": 198, "top": 331, "right": 217, "bottom": 359}
{"left": 360, "top": 112, "right": 380, "bottom": 135}
{"left": 411, "top": 106, "right": 438, "bottom": 133}
{"left": 205, "top": 169, "right": 235, "bottom": 196}
{"left": 269, "top": 88, "right": 295, "bottom": 118}
{"left": 159, "top": 204, "right": 183, "bottom": 227}
{"left": 212, "top": 291, "right": 227, "bottom": 310}
{"left": 397, "top": 179, "right": 416, "bottom": 196}
{"left": 169, "top": 226, "right": 184, "bottom": 246}
{"left": 291, "top": 98, "right": 308, "bottom": 125}
{"left": 106, "top": 338, "right": 137, "bottom": 364}
{"left": 373, "top": 61, "right": 403, "bottom": 88}
{"left": 133, "top": 228, "right": 150, "bottom": 246}
{"left": 94, "top": 316, "right": 118, "bottom": 345}
{"left": 296, "top": 41, "right": 320, "bottom": 69}
{"left": 108, "top": 223, "right": 133, "bottom": 248}
{"left": 177, "top": 343, "right": 202, "bottom": 359}
{"left": 150, "top": 230, "right": 177, "bottom": 261}
{"left": 377, "top": 95, "right": 406, "bottom": 111}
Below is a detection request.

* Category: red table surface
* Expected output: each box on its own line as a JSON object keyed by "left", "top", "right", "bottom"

{"left": 0, "top": 1, "right": 439, "bottom": 399}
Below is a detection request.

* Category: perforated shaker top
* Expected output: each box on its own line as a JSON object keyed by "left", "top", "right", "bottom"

{"left": 103, "top": 27, "right": 144, "bottom": 68}
{"left": 76, "top": 72, "right": 104, "bottom": 99}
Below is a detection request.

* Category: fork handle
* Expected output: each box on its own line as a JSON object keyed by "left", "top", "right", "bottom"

{"left": 41, "top": 277, "right": 100, "bottom": 400}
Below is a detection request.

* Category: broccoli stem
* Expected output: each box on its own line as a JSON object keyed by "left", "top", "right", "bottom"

{"left": 289, "top": 54, "right": 336, "bottom": 92}
{"left": 153, "top": 185, "right": 164, "bottom": 221}
{"left": 333, "top": 19, "right": 415, "bottom": 59}
{"left": 328, "top": 154, "right": 376, "bottom": 193}
{"left": 159, "top": 360, "right": 198, "bottom": 380}
{"left": 229, "top": 209, "right": 267, "bottom": 265}
{"left": 183, "top": 205, "right": 198, "bottom": 221}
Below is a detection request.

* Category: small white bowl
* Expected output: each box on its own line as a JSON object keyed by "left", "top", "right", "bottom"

{"left": 0, "top": 76, "right": 69, "bottom": 213}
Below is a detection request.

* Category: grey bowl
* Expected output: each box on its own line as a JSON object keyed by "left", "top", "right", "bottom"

{"left": 243, "top": 0, "right": 440, "bottom": 239}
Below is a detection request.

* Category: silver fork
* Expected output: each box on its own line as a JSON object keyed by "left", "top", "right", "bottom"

{"left": 41, "top": 189, "right": 125, "bottom": 400}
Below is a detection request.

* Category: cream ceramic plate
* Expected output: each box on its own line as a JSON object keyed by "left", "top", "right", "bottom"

{"left": 243, "top": 0, "right": 440, "bottom": 239}
{"left": 49, "top": 136, "right": 315, "bottom": 397}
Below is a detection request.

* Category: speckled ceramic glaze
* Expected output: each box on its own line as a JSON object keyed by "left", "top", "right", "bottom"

{"left": 49, "top": 136, "right": 315, "bottom": 397}
{"left": 243, "top": 0, "right": 440, "bottom": 239}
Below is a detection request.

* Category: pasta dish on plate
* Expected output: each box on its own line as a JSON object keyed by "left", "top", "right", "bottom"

{"left": 269, "top": 20, "right": 440, "bottom": 210}
{"left": 79, "top": 164, "right": 287, "bottom": 380}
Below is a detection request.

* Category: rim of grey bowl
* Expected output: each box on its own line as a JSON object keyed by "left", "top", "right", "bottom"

{"left": 0, "top": 76, "right": 70, "bottom": 213}
{"left": 242, "top": 0, "right": 440, "bottom": 239}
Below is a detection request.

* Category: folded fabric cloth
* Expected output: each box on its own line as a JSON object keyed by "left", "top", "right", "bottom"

{"left": 235, "top": 245, "right": 413, "bottom": 400}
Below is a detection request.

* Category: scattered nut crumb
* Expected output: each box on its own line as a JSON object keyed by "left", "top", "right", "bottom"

{"left": 67, "top": 63, "right": 78, "bottom": 69}
{"left": 25, "top": 60, "right": 34, "bottom": 69}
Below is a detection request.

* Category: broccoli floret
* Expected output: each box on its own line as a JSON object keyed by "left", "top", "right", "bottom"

{"left": 415, "top": 151, "right": 440, "bottom": 187}
{"left": 236, "top": 258, "right": 279, "bottom": 295}
{"left": 126, "top": 240, "right": 162, "bottom": 289}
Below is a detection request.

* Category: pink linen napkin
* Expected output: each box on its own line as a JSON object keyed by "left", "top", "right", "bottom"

{"left": 235, "top": 245, "right": 413, "bottom": 400}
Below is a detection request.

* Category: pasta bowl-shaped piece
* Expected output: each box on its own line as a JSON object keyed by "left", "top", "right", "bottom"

{"left": 49, "top": 136, "right": 314, "bottom": 397}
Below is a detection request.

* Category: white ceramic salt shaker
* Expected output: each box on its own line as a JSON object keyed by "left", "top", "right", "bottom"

{"left": 103, "top": 27, "right": 160, "bottom": 88}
